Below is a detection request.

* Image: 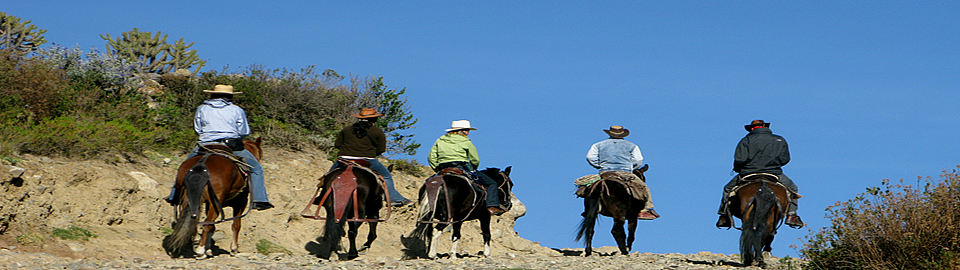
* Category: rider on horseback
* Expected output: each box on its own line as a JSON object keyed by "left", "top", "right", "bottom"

{"left": 330, "top": 108, "right": 412, "bottom": 207}
{"left": 427, "top": 120, "right": 506, "bottom": 215}
{"left": 586, "top": 125, "right": 660, "bottom": 220}
{"left": 165, "top": 85, "right": 273, "bottom": 210}
{"left": 716, "top": 120, "right": 803, "bottom": 228}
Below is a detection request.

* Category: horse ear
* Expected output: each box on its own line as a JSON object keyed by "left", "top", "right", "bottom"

{"left": 503, "top": 166, "right": 512, "bottom": 176}
{"left": 387, "top": 164, "right": 394, "bottom": 173}
{"left": 256, "top": 136, "right": 262, "bottom": 144}
{"left": 639, "top": 164, "right": 649, "bottom": 173}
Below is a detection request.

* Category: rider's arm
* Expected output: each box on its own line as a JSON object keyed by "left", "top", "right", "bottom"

{"left": 586, "top": 142, "right": 601, "bottom": 169}
{"left": 631, "top": 144, "right": 644, "bottom": 169}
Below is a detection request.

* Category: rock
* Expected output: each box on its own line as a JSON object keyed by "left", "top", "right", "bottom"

{"left": 6, "top": 165, "right": 25, "bottom": 178}
{"left": 127, "top": 171, "right": 159, "bottom": 197}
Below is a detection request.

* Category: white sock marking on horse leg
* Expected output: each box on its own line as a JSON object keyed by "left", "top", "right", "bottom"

{"left": 450, "top": 237, "right": 459, "bottom": 257}
{"left": 429, "top": 230, "right": 443, "bottom": 258}
{"left": 484, "top": 243, "right": 491, "bottom": 257}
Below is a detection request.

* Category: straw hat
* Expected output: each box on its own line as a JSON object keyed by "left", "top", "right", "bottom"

{"left": 353, "top": 108, "right": 384, "bottom": 118}
{"left": 604, "top": 125, "right": 630, "bottom": 138}
{"left": 744, "top": 119, "right": 771, "bottom": 131}
{"left": 445, "top": 120, "right": 477, "bottom": 132}
{"left": 203, "top": 84, "right": 242, "bottom": 95}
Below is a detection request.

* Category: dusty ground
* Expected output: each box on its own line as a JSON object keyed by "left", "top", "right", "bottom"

{"left": 0, "top": 146, "right": 554, "bottom": 261}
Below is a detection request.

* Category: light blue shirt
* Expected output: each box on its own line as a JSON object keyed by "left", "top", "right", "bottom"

{"left": 586, "top": 138, "right": 643, "bottom": 172}
{"left": 194, "top": 99, "right": 249, "bottom": 142}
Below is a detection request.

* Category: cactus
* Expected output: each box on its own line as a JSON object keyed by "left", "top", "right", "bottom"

{"left": 101, "top": 28, "right": 206, "bottom": 75}
{"left": 0, "top": 12, "right": 48, "bottom": 55}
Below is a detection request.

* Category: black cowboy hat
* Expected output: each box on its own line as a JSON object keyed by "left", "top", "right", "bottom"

{"left": 744, "top": 120, "right": 771, "bottom": 131}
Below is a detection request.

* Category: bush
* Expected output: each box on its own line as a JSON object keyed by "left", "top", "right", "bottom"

{"left": 801, "top": 166, "right": 960, "bottom": 269}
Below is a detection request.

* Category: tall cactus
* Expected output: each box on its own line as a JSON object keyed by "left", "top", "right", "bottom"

{"left": 0, "top": 12, "right": 48, "bottom": 55}
{"left": 101, "top": 28, "right": 205, "bottom": 75}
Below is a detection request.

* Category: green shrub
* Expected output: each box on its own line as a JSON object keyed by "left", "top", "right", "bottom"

{"left": 391, "top": 158, "right": 426, "bottom": 177}
{"left": 255, "top": 239, "right": 291, "bottom": 255}
{"left": 52, "top": 226, "right": 97, "bottom": 241}
{"left": 16, "top": 232, "right": 43, "bottom": 245}
{"left": 801, "top": 166, "right": 960, "bottom": 269}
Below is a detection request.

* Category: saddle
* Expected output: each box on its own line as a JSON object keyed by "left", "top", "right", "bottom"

{"left": 315, "top": 158, "right": 384, "bottom": 189}
{"left": 730, "top": 173, "right": 801, "bottom": 200}
{"left": 197, "top": 143, "right": 253, "bottom": 173}
{"left": 576, "top": 171, "right": 647, "bottom": 201}
{"left": 437, "top": 167, "right": 484, "bottom": 192}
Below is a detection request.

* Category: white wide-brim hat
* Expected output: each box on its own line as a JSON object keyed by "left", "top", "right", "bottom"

{"left": 445, "top": 120, "right": 477, "bottom": 132}
{"left": 203, "top": 84, "right": 242, "bottom": 95}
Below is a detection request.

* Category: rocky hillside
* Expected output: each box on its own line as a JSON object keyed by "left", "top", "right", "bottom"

{"left": 0, "top": 147, "right": 802, "bottom": 269}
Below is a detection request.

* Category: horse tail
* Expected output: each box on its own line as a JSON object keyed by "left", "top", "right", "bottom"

{"left": 161, "top": 161, "right": 208, "bottom": 256}
{"left": 740, "top": 182, "right": 776, "bottom": 266}
{"left": 575, "top": 183, "right": 602, "bottom": 244}
{"left": 319, "top": 190, "right": 347, "bottom": 258}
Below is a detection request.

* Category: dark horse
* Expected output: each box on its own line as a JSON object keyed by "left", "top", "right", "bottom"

{"left": 726, "top": 173, "right": 791, "bottom": 267}
{"left": 576, "top": 164, "right": 649, "bottom": 256}
{"left": 301, "top": 158, "right": 387, "bottom": 260}
{"left": 410, "top": 167, "right": 514, "bottom": 259}
{"left": 162, "top": 137, "right": 262, "bottom": 258}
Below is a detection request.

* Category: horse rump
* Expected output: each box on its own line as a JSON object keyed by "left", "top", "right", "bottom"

{"left": 740, "top": 182, "right": 777, "bottom": 266}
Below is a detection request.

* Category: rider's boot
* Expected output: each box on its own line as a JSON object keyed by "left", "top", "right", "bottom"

{"left": 716, "top": 215, "right": 732, "bottom": 228}
{"left": 638, "top": 209, "right": 660, "bottom": 220}
{"left": 785, "top": 213, "right": 804, "bottom": 228}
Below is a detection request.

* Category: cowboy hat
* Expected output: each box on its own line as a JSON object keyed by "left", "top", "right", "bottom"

{"left": 353, "top": 108, "right": 384, "bottom": 118}
{"left": 744, "top": 119, "right": 771, "bottom": 131}
{"left": 202, "top": 84, "right": 242, "bottom": 95}
{"left": 445, "top": 120, "right": 477, "bottom": 132}
{"left": 604, "top": 125, "right": 630, "bottom": 138}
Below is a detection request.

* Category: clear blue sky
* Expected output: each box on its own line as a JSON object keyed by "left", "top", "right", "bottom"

{"left": 7, "top": 1, "right": 959, "bottom": 258}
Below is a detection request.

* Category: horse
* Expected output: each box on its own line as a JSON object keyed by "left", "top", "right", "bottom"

{"left": 410, "top": 166, "right": 514, "bottom": 259}
{"left": 726, "top": 173, "right": 791, "bottom": 267}
{"left": 575, "top": 164, "right": 649, "bottom": 256}
{"left": 301, "top": 158, "right": 387, "bottom": 260}
{"left": 162, "top": 137, "right": 262, "bottom": 258}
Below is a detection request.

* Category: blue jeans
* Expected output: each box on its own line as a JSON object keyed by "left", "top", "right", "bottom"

{"left": 167, "top": 146, "right": 269, "bottom": 203}
{"left": 330, "top": 158, "right": 406, "bottom": 203}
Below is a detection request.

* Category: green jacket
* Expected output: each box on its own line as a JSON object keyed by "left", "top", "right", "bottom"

{"left": 428, "top": 134, "right": 480, "bottom": 170}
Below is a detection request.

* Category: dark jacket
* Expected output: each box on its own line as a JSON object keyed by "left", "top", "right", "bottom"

{"left": 335, "top": 122, "right": 386, "bottom": 158}
{"left": 733, "top": 128, "right": 790, "bottom": 175}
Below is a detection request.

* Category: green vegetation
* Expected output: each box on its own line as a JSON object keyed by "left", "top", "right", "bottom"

{"left": 255, "top": 239, "right": 292, "bottom": 255}
{"left": 391, "top": 158, "right": 426, "bottom": 177}
{"left": 801, "top": 167, "right": 960, "bottom": 269}
{"left": 0, "top": 12, "right": 47, "bottom": 55}
{"left": 0, "top": 19, "right": 419, "bottom": 160}
{"left": 52, "top": 226, "right": 97, "bottom": 241}
{"left": 16, "top": 232, "right": 44, "bottom": 245}
{"left": 101, "top": 28, "right": 206, "bottom": 75}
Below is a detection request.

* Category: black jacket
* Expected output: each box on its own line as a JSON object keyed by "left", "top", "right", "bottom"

{"left": 733, "top": 128, "right": 790, "bottom": 175}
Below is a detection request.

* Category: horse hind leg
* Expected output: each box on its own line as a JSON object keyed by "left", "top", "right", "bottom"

{"left": 626, "top": 217, "right": 638, "bottom": 253}
{"left": 346, "top": 221, "right": 361, "bottom": 259}
{"left": 480, "top": 215, "right": 492, "bottom": 257}
{"left": 428, "top": 225, "right": 445, "bottom": 259}
{"left": 450, "top": 223, "right": 463, "bottom": 258}
{"left": 359, "top": 221, "right": 378, "bottom": 254}
{"left": 230, "top": 208, "right": 242, "bottom": 254}
{"left": 611, "top": 219, "right": 628, "bottom": 255}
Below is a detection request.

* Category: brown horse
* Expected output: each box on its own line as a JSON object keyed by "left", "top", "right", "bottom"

{"left": 410, "top": 167, "right": 514, "bottom": 259}
{"left": 575, "top": 164, "right": 649, "bottom": 256}
{"left": 727, "top": 173, "right": 791, "bottom": 267}
{"left": 302, "top": 158, "right": 387, "bottom": 260}
{"left": 161, "top": 138, "right": 262, "bottom": 258}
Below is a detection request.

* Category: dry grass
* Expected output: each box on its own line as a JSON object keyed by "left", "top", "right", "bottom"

{"left": 802, "top": 166, "right": 960, "bottom": 270}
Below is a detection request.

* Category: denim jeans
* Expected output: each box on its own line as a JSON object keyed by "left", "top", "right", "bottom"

{"left": 167, "top": 146, "right": 269, "bottom": 203}
{"left": 329, "top": 158, "right": 406, "bottom": 203}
